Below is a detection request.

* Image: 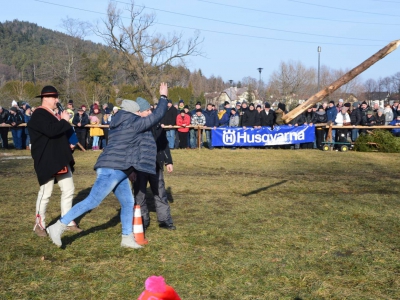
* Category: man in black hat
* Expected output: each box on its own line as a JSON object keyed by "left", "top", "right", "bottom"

{"left": 27, "top": 85, "right": 82, "bottom": 237}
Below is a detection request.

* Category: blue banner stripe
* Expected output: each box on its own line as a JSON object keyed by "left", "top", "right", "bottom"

{"left": 212, "top": 125, "right": 315, "bottom": 146}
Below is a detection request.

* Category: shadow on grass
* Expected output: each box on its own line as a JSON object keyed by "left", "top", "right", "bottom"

{"left": 241, "top": 180, "right": 288, "bottom": 196}
{"left": 60, "top": 209, "right": 121, "bottom": 249}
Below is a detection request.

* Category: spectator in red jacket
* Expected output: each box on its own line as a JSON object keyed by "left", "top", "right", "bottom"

{"left": 176, "top": 110, "right": 190, "bottom": 149}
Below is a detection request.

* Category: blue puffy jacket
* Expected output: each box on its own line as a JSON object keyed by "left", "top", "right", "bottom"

{"left": 389, "top": 118, "right": 400, "bottom": 134}
{"left": 326, "top": 106, "right": 337, "bottom": 123}
{"left": 94, "top": 98, "right": 167, "bottom": 174}
{"left": 203, "top": 109, "right": 219, "bottom": 127}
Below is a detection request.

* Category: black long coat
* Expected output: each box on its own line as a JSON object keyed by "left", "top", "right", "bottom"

{"left": 27, "top": 108, "right": 74, "bottom": 185}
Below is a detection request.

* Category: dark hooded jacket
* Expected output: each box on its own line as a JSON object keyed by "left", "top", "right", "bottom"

{"left": 94, "top": 98, "right": 167, "bottom": 174}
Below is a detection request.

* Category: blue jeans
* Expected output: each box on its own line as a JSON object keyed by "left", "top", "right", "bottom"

{"left": 189, "top": 129, "right": 196, "bottom": 148}
{"left": 351, "top": 128, "right": 359, "bottom": 142}
{"left": 92, "top": 136, "right": 100, "bottom": 147}
{"left": 166, "top": 129, "right": 175, "bottom": 149}
{"left": 11, "top": 128, "right": 22, "bottom": 149}
{"left": 60, "top": 168, "right": 134, "bottom": 235}
{"left": 205, "top": 130, "right": 213, "bottom": 149}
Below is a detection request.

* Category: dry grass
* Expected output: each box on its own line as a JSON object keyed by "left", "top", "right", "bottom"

{"left": 0, "top": 148, "right": 399, "bottom": 299}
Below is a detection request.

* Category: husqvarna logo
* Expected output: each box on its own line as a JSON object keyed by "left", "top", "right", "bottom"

{"left": 222, "top": 130, "right": 236, "bottom": 145}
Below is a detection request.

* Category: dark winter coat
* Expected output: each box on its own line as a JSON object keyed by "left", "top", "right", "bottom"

{"left": 259, "top": 109, "right": 275, "bottom": 127}
{"left": 304, "top": 111, "right": 314, "bottom": 124}
{"left": 161, "top": 105, "right": 178, "bottom": 126}
{"left": 152, "top": 122, "right": 173, "bottom": 171}
{"left": 203, "top": 109, "right": 219, "bottom": 127}
{"left": 72, "top": 112, "right": 89, "bottom": 132}
{"left": 94, "top": 98, "right": 167, "bottom": 175}
{"left": 291, "top": 113, "right": 306, "bottom": 126}
{"left": 375, "top": 114, "right": 385, "bottom": 126}
{"left": 362, "top": 115, "right": 376, "bottom": 126}
{"left": 6, "top": 110, "right": 24, "bottom": 128}
{"left": 350, "top": 108, "right": 362, "bottom": 125}
{"left": 242, "top": 109, "right": 259, "bottom": 127}
{"left": 0, "top": 108, "right": 9, "bottom": 124}
{"left": 312, "top": 111, "right": 328, "bottom": 124}
{"left": 27, "top": 108, "right": 74, "bottom": 186}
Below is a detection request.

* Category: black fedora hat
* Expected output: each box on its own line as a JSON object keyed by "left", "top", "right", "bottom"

{"left": 35, "top": 85, "right": 60, "bottom": 98}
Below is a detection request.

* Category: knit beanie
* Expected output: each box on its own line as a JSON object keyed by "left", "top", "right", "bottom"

{"left": 136, "top": 97, "right": 151, "bottom": 112}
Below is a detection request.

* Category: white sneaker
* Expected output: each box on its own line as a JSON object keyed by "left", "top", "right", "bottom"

{"left": 121, "top": 233, "right": 143, "bottom": 249}
{"left": 46, "top": 220, "right": 67, "bottom": 247}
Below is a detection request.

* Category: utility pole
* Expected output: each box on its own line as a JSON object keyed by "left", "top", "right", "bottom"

{"left": 317, "top": 46, "right": 321, "bottom": 92}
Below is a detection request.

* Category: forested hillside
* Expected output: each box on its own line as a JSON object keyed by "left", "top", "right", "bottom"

{"left": 0, "top": 20, "right": 224, "bottom": 108}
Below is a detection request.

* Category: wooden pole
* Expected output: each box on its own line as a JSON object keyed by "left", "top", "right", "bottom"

{"left": 282, "top": 39, "right": 400, "bottom": 123}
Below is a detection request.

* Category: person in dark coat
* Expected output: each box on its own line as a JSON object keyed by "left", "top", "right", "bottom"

{"left": 275, "top": 102, "right": 287, "bottom": 125}
{"left": 0, "top": 106, "right": 10, "bottom": 149}
{"left": 375, "top": 109, "right": 385, "bottom": 126}
{"left": 237, "top": 101, "right": 248, "bottom": 126}
{"left": 312, "top": 106, "right": 328, "bottom": 150}
{"left": 161, "top": 99, "right": 178, "bottom": 149}
{"left": 46, "top": 83, "right": 169, "bottom": 249}
{"left": 259, "top": 102, "right": 275, "bottom": 128}
{"left": 6, "top": 107, "right": 24, "bottom": 149}
{"left": 360, "top": 110, "right": 376, "bottom": 134}
{"left": 203, "top": 103, "right": 219, "bottom": 149}
{"left": 350, "top": 102, "right": 362, "bottom": 142}
{"left": 242, "top": 103, "right": 260, "bottom": 128}
{"left": 27, "top": 85, "right": 81, "bottom": 237}
{"left": 302, "top": 107, "right": 314, "bottom": 149}
{"left": 72, "top": 107, "right": 89, "bottom": 149}
{"left": 133, "top": 97, "right": 176, "bottom": 230}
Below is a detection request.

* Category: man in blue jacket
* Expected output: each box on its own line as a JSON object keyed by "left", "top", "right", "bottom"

{"left": 203, "top": 103, "right": 219, "bottom": 149}
{"left": 326, "top": 100, "right": 338, "bottom": 143}
{"left": 46, "top": 83, "right": 169, "bottom": 249}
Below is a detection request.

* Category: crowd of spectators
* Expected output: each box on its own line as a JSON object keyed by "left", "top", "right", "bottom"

{"left": 1, "top": 98, "right": 400, "bottom": 150}
{"left": 0, "top": 99, "right": 120, "bottom": 150}
{"left": 152, "top": 98, "right": 400, "bottom": 150}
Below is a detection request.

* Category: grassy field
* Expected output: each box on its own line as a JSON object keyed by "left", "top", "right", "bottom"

{"left": 0, "top": 148, "right": 399, "bottom": 299}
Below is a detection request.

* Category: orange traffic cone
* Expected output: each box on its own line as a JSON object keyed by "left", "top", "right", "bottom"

{"left": 133, "top": 205, "right": 148, "bottom": 245}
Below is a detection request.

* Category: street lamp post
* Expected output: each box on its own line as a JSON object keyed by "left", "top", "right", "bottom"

{"left": 317, "top": 46, "right": 321, "bottom": 92}
{"left": 257, "top": 68, "right": 263, "bottom": 87}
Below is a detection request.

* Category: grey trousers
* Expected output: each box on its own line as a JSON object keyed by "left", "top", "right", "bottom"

{"left": 133, "top": 169, "right": 173, "bottom": 227}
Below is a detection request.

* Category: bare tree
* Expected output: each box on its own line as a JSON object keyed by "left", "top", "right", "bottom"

{"left": 381, "top": 76, "right": 393, "bottom": 95}
{"left": 268, "top": 60, "right": 315, "bottom": 100}
{"left": 392, "top": 72, "right": 400, "bottom": 94}
{"left": 96, "top": 1, "right": 203, "bottom": 101}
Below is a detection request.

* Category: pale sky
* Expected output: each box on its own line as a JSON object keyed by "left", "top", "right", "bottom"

{"left": 1, "top": 0, "right": 399, "bottom": 84}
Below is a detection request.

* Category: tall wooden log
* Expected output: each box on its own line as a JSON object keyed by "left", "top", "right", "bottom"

{"left": 282, "top": 40, "right": 400, "bottom": 123}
